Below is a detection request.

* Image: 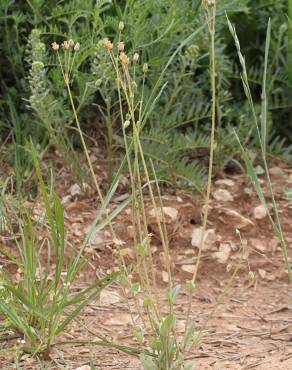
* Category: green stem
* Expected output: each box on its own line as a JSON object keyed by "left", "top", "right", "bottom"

{"left": 186, "top": 2, "right": 217, "bottom": 330}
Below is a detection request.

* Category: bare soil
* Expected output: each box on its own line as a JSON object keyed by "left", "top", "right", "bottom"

{"left": 1, "top": 156, "right": 292, "bottom": 369}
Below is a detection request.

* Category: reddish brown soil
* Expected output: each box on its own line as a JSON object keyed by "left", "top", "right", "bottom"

{"left": 1, "top": 157, "right": 292, "bottom": 369}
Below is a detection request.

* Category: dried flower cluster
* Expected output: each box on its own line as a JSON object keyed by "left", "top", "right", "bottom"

{"left": 119, "top": 52, "right": 129, "bottom": 65}
{"left": 133, "top": 53, "right": 139, "bottom": 63}
{"left": 51, "top": 42, "right": 59, "bottom": 51}
{"left": 51, "top": 40, "right": 80, "bottom": 52}
{"left": 102, "top": 38, "right": 142, "bottom": 68}
{"left": 103, "top": 37, "right": 113, "bottom": 51}
{"left": 118, "top": 41, "right": 125, "bottom": 52}
{"left": 202, "top": 0, "right": 216, "bottom": 8}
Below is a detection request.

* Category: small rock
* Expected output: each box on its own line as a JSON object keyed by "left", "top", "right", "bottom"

{"left": 149, "top": 206, "right": 178, "bottom": 223}
{"left": 191, "top": 227, "right": 218, "bottom": 251}
{"left": 213, "top": 189, "right": 234, "bottom": 202}
{"left": 212, "top": 243, "right": 231, "bottom": 264}
{"left": 215, "top": 179, "right": 235, "bottom": 187}
{"left": 258, "top": 269, "right": 267, "bottom": 279}
{"left": 70, "top": 183, "right": 82, "bottom": 197}
{"left": 269, "top": 167, "right": 284, "bottom": 177}
{"left": 162, "top": 271, "right": 169, "bottom": 283}
{"left": 249, "top": 238, "right": 266, "bottom": 253}
{"left": 181, "top": 265, "right": 195, "bottom": 275}
{"left": 221, "top": 208, "right": 254, "bottom": 230}
{"left": 253, "top": 204, "right": 268, "bottom": 220}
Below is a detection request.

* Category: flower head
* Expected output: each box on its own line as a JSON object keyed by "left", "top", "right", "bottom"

{"left": 62, "top": 40, "right": 70, "bottom": 50}
{"left": 74, "top": 42, "right": 80, "bottom": 52}
{"left": 68, "top": 39, "right": 74, "bottom": 47}
{"left": 103, "top": 38, "right": 113, "bottom": 51}
{"left": 202, "top": 0, "right": 215, "bottom": 8}
{"left": 143, "top": 63, "right": 148, "bottom": 74}
{"left": 133, "top": 53, "right": 139, "bottom": 63}
{"left": 51, "top": 42, "right": 60, "bottom": 51}
{"left": 117, "top": 41, "right": 125, "bottom": 52}
{"left": 119, "top": 52, "right": 129, "bottom": 65}
{"left": 118, "top": 21, "right": 125, "bottom": 31}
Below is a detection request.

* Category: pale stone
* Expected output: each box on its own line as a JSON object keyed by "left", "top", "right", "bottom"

{"left": 191, "top": 227, "right": 217, "bottom": 251}
{"left": 215, "top": 179, "right": 235, "bottom": 187}
{"left": 212, "top": 243, "right": 231, "bottom": 264}
{"left": 249, "top": 238, "right": 266, "bottom": 253}
{"left": 70, "top": 183, "right": 82, "bottom": 197}
{"left": 213, "top": 189, "right": 234, "bottom": 202}
{"left": 181, "top": 265, "right": 195, "bottom": 275}
{"left": 149, "top": 206, "right": 178, "bottom": 222}
{"left": 253, "top": 204, "right": 268, "bottom": 220}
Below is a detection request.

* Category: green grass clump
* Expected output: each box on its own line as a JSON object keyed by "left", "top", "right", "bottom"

{"left": 228, "top": 16, "right": 292, "bottom": 284}
{"left": 0, "top": 143, "right": 118, "bottom": 357}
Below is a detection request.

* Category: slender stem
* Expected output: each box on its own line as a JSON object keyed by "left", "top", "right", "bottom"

{"left": 64, "top": 76, "right": 116, "bottom": 239}
{"left": 186, "top": 2, "right": 217, "bottom": 330}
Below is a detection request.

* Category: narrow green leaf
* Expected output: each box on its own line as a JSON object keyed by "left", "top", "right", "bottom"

{"left": 140, "top": 353, "right": 156, "bottom": 370}
{"left": 55, "top": 272, "right": 118, "bottom": 335}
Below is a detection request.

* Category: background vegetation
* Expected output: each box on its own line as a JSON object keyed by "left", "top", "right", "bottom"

{"left": 1, "top": 1, "right": 292, "bottom": 368}
{"left": 1, "top": 0, "right": 292, "bottom": 190}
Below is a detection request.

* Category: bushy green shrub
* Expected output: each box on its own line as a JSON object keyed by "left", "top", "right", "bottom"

{"left": 1, "top": 0, "right": 292, "bottom": 191}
